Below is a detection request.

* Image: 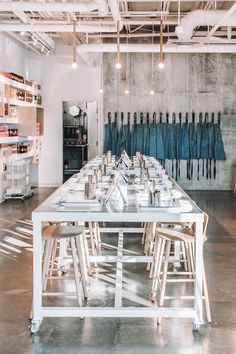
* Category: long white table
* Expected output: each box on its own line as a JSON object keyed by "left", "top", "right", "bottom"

{"left": 31, "top": 159, "right": 204, "bottom": 334}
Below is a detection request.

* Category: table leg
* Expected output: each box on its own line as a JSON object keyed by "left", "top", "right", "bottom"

{"left": 31, "top": 220, "right": 43, "bottom": 334}
{"left": 193, "top": 219, "right": 204, "bottom": 331}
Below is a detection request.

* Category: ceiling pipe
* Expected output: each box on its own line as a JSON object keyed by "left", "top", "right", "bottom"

{"left": 176, "top": 9, "right": 236, "bottom": 42}
{"left": 77, "top": 43, "right": 236, "bottom": 53}
{"left": 0, "top": 24, "right": 119, "bottom": 33}
{"left": 0, "top": 1, "right": 108, "bottom": 16}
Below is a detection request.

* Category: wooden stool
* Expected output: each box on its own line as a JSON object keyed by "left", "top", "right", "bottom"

{"left": 150, "top": 213, "right": 211, "bottom": 323}
{"left": 42, "top": 224, "right": 90, "bottom": 306}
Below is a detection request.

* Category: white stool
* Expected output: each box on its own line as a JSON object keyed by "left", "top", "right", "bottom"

{"left": 42, "top": 224, "right": 90, "bottom": 306}
{"left": 150, "top": 213, "right": 211, "bottom": 323}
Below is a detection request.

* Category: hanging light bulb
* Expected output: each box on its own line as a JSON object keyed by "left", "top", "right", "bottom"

{"left": 125, "top": 89, "right": 129, "bottom": 95}
{"left": 150, "top": 89, "right": 155, "bottom": 95}
{"left": 159, "top": 18, "right": 165, "bottom": 70}
{"left": 72, "top": 20, "right": 78, "bottom": 69}
{"left": 72, "top": 62, "right": 78, "bottom": 69}
{"left": 115, "top": 62, "right": 121, "bottom": 69}
{"left": 20, "top": 31, "right": 25, "bottom": 36}
{"left": 116, "top": 21, "right": 121, "bottom": 69}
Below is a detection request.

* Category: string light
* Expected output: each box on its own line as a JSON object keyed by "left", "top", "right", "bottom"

{"left": 124, "top": 36, "right": 129, "bottom": 94}
{"left": 115, "top": 21, "right": 121, "bottom": 69}
{"left": 150, "top": 27, "right": 155, "bottom": 95}
{"left": 159, "top": 18, "right": 165, "bottom": 70}
{"left": 72, "top": 20, "right": 78, "bottom": 69}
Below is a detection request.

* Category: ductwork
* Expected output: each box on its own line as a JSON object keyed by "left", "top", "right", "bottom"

{"left": 0, "top": 1, "right": 108, "bottom": 16}
{"left": 77, "top": 43, "right": 236, "bottom": 53}
{"left": 0, "top": 0, "right": 122, "bottom": 33}
{"left": 176, "top": 9, "right": 236, "bottom": 42}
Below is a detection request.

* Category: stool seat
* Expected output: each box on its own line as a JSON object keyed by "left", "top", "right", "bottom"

{"left": 43, "top": 225, "right": 85, "bottom": 240}
{"left": 156, "top": 226, "right": 207, "bottom": 242}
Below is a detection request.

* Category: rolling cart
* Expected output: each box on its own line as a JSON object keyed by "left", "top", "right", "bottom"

{"left": 4, "top": 158, "right": 34, "bottom": 201}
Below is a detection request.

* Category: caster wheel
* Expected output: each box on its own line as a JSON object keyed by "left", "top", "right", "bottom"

{"left": 30, "top": 320, "right": 41, "bottom": 334}
{"left": 192, "top": 324, "right": 200, "bottom": 332}
{"left": 60, "top": 265, "right": 67, "bottom": 274}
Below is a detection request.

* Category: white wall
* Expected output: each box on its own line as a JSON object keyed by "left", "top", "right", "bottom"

{"left": 29, "top": 52, "right": 101, "bottom": 187}
{"left": 0, "top": 33, "right": 29, "bottom": 76}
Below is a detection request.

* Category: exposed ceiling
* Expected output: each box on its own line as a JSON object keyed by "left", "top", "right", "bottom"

{"left": 0, "top": 1, "right": 236, "bottom": 55}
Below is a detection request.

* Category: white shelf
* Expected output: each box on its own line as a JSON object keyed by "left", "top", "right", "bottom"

{"left": 7, "top": 98, "right": 42, "bottom": 108}
{"left": 0, "top": 136, "right": 35, "bottom": 144}
{"left": 0, "top": 151, "right": 34, "bottom": 164}
{"left": 9, "top": 151, "right": 34, "bottom": 162}
{"left": 0, "top": 74, "right": 32, "bottom": 93}
{"left": 6, "top": 172, "right": 26, "bottom": 179}
{"left": 0, "top": 117, "right": 19, "bottom": 124}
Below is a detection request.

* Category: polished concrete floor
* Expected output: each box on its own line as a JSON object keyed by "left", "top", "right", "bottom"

{"left": 0, "top": 189, "right": 236, "bottom": 354}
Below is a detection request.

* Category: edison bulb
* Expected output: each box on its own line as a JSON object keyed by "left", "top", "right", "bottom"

{"left": 115, "top": 62, "right": 122, "bottom": 69}
{"left": 159, "top": 62, "right": 165, "bottom": 69}
{"left": 72, "top": 62, "right": 78, "bottom": 69}
{"left": 150, "top": 89, "right": 155, "bottom": 95}
{"left": 99, "top": 88, "right": 104, "bottom": 94}
{"left": 125, "top": 89, "right": 129, "bottom": 95}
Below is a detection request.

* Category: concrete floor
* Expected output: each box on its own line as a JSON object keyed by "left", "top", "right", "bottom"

{"left": 0, "top": 189, "right": 236, "bottom": 354}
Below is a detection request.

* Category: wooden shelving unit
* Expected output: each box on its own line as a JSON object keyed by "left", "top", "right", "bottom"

{"left": 0, "top": 72, "right": 43, "bottom": 202}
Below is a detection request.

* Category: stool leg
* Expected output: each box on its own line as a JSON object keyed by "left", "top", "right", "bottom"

{"left": 89, "top": 222, "right": 98, "bottom": 267}
{"left": 158, "top": 239, "right": 171, "bottom": 324}
{"left": 151, "top": 237, "right": 165, "bottom": 298}
{"left": 181, "top": 241, "right": 188, "bottom": 271}
{"left": 42, "top": 239, "right": 54, "bottom": 292}
{"left": 75, "top": 234, "right": 89, "bottom": 298}
{"left": 70, "top": 237, "right": 83, "bottom": 307}
{"left": 94, "top": 222, "right": 102, "bottom": 254}
{"left": 83, "top": 233, "right": 92, "bottom": 275}
{"left": 58, "top": 238, "right": 68, "bottom": 271}
{"left": 141, "top": 222, "right": 147, "bottom": 245}
{"left": 185, "top": 242, "right": 193, "bottom": 278}
{"left": 202, "top": 260, "right": 212, "bottom": 323}
{"left": 159, "top": 239, "right": 171, "bottom": 306}
{"left": 49, "top": 239, "right": 58, "bottom": 275}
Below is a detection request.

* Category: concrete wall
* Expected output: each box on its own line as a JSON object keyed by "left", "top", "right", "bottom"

{"left": 103, "top": 53, "right": 236, "bottom": 190}
{"left": 28, "top": 52, "right": 101, "bottom": 187}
